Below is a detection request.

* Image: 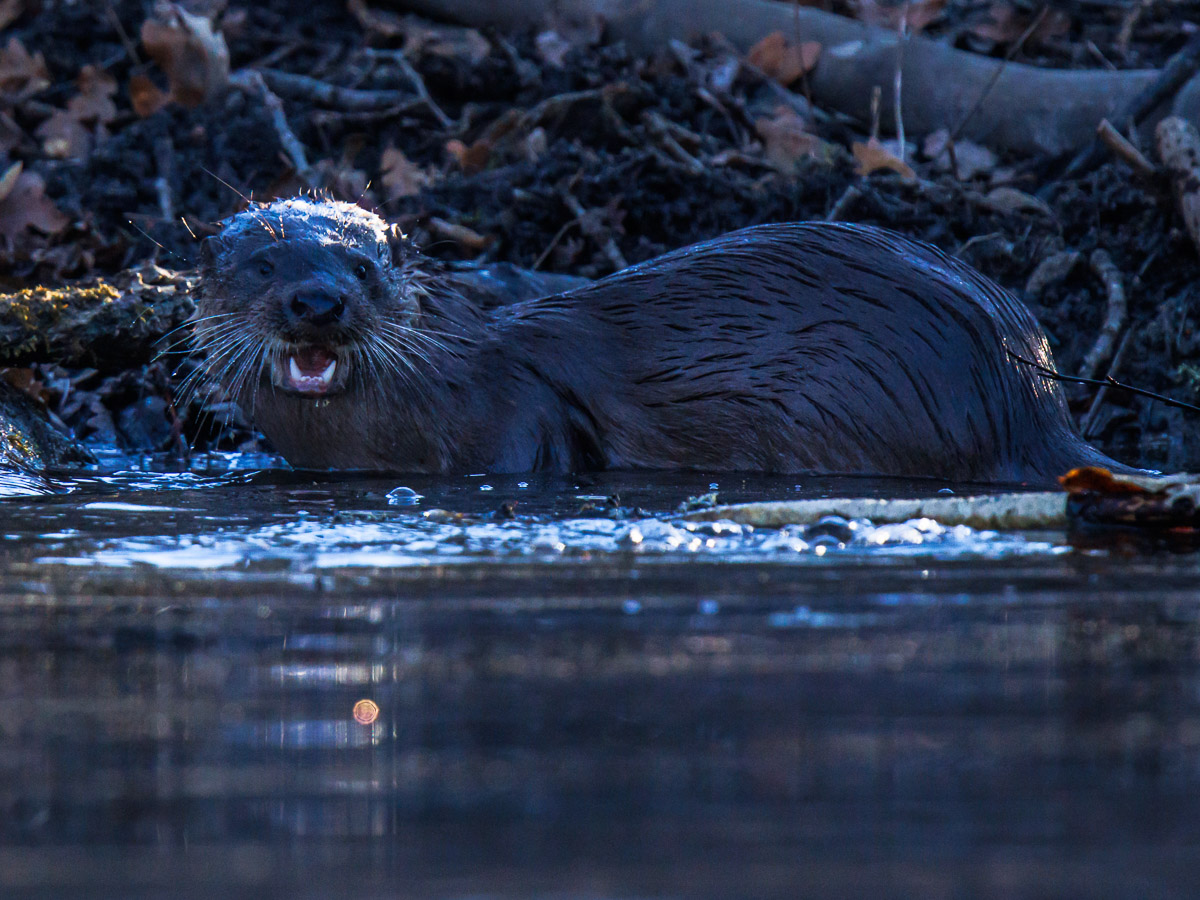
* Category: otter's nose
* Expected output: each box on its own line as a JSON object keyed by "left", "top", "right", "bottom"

{"left": 287, "top": 291, "right": 346, "bottom": 327}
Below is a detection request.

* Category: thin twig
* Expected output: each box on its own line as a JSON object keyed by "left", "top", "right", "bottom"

{"left": 365, "top": 49, "right": 453, "bottom": 129}
{"left": 643, "top": 110, "right": 705, "bottom": 175}
{"left": 826, "top": 184, "right": 863, "bottom": 221}
{"left": 949, "top": 5, "right": 1049, "bottom": 144}
{"left": 257, "top": 68, "right": 413, "bottom": 111}
{"left": 1082, "top": 328, "right": 1133, "bottom": 438}
{"left": 1079, "top": 248, "right": 1128, "bottom": 380}
{"left": 1096, "top": 118, "right": 1157, "bottom": 178}
{"left": 1007, "top": 349, "right": 1200, "bottom": 415}
{"left": 1063, "top": 31, "right": 1200, "bottom": 180}
{"left": 561, "top": 192, "right": 628, "bottom": 271}
{"left": 230, "top": 70, "right": 316, "bottom": 188}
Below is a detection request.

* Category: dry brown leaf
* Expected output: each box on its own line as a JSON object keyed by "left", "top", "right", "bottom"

{"left": 755, "top": 107, "right": 830, "bottom": 172}
{"left": 981, "top": 186, "right": 1053, "bottom": 216}
{"left": 140, "top": 2, "right": 230, "bottom": 107}
{"left": 67, "top": 65, "right": 118, "bottom": 125}
{"left": 129, "top": 74, "right": 171, "bottom": 118}
{"left": 971, "top": 3, "right": 1070, "bottom": 46}
{"left": 0, "top": 0, "right": 23, "bottom": 32}
{"left": 854, "top": 0, "right": 948, "bottom": 33}
{"left": 0, "top": 169, "right": 68, "bottom": 246}
{"left": 35, "top": 109, "right": 91, "bottom": 160}
{"left": 0, "top": 37, "right": 49, "bottom": 95}
{"left": 1060, "top": 467, "right": 1149, "bottom": 496}
{"left": 746, "top": 31, "right": 821, "bottom": 85}
{"left": 0, "top": 160, "right": 21, "bottom": 204}
{"left": 852, "top": 137, "right": 917, "bottom": 179}
{"left": 379, "top": 145, "right": 433, "bottom": 202}
{"left": 346, "top": 0, "right": 405, "bottom": 38}
{"left": 445, "top": 137, "right": 491, "bottom": 174}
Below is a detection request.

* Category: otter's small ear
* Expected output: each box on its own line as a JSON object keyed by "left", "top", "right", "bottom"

{"left": 200, "top": 235, "right": 224, "bottom": 268}
{"left": 386, "top": 223, "right": 417, "bottom": 265}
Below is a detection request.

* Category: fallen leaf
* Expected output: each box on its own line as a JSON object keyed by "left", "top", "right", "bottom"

{"left": 923, "top": 128, "right": 997, "bottom": 179}
{"left": 0, "top": 37, "right": 49, "bottom": 95}
{"left": 0, "top": 159, "right": 20, "bottom": 204}
{"left": 35, "top": 109, "right": 91, "bottom": 160}
{"left": 129, "top": 74, "right": 171, "bottom": 118}
{"left": 66, "top": 65, "right": 118, "bottom": 125}
{"left": 0, "top": 169, "right": 68, "bottom": 246}
{"left": 981, "top": 186, "right": 1053, "bottom": 217}
{"left": 855, "top": 0, "right": 948, "bottom": 33}
{"left": 427, "top": 216, "right": 492, "bottom": 251}
{"left": 445, "top": 137, "right": 491, "bottom": 174}
{"left": 852, "top": 137, "right": 916, "bottom": 179}
{"left": 1060, "top": 467, "right": 1149, "bottom": 496}
{"left": 755, "top": 106, "right": 830, "bottom": 172}
{"left": 746, "top": 32, "right": 821, "bottom": 85}
{"left": 0, "top": 0, "right": 22, "bottom": 32}
{"left": 346, "top": 0, "right": 405, "bottom": 38}
{"left": 140, "top": 2, "right": 230, "bottom": 106}
{"left": 379, "top": 145, "right": 433, "bottom": 201}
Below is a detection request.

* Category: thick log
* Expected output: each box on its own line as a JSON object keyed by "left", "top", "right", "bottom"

{"left": 0, "top": 267, "right": 197, "bottom": 371}
{"left": 397, "top": 0, "right": 1195, "bottom": 157}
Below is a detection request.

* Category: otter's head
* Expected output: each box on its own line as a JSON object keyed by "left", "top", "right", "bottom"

{"left": 194, "top": 197, "right": 427, "bottom": 402}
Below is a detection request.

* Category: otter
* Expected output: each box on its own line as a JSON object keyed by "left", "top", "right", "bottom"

{"left": 194, "top": 197, "right": 1132, "bottom": 484}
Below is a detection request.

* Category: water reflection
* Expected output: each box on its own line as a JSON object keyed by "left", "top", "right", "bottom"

{"left": 0, "top": 457, "right": 1198, "bottom": 896}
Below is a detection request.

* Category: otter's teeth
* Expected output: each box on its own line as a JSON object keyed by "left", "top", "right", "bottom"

{"left": 286, "top": 356, "right": 337, "bottom": 391}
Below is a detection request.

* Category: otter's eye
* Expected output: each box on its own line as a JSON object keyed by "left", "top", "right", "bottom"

{"left": 354, "top": 263, "right": 369, "bottom": 280}
{"left": 258, "top": 261, "right": 274, "bottom": 277}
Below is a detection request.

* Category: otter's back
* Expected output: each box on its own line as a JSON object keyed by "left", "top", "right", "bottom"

{"left": 522, "top": 222, "right": 1117, "bottom": 482}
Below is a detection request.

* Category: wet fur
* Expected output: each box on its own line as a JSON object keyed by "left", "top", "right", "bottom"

{"left": 196, "top": 198, "right": 1129, "bottom": 483}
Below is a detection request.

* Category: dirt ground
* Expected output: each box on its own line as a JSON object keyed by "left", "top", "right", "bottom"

{"left": 1, "top": 0, "right": 1199, "bottom": 472}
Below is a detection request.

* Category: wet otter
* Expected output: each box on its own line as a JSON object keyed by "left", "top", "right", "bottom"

{"left": 195, "top": 197, "right": 1131, "bottom": 483}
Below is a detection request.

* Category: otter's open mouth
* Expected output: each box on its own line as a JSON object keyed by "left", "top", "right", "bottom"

{"left": 275, "top": 346, "right": 341, "bottom": 396}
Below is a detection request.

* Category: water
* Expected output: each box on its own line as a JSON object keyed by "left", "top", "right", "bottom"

{"left": 1, "top": 457, "right": 1199, "bottom": 898}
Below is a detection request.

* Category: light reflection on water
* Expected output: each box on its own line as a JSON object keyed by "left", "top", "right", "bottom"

{"left": 0, "top": 455, "right": 1198, "bottom": 897}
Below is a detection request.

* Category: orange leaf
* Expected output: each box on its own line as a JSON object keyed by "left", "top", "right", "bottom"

{"left": 746, "top": 31, "right": 821, "bottom": 85}
{"left": 852, "top": 138, "right": 916, "bottom": 179}
{"left": 129, "top": 74, "right": 171, "bottom": 118}
{"left": 445, "top": 137, "right": 491, "bottom": 174}
{"left": 1060, "top": 467, "right": 1151, "bottom": 496}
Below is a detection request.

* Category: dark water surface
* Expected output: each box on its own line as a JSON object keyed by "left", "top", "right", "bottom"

{"left": 2, "top": 458, "right": 1199, "bottom": 899}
